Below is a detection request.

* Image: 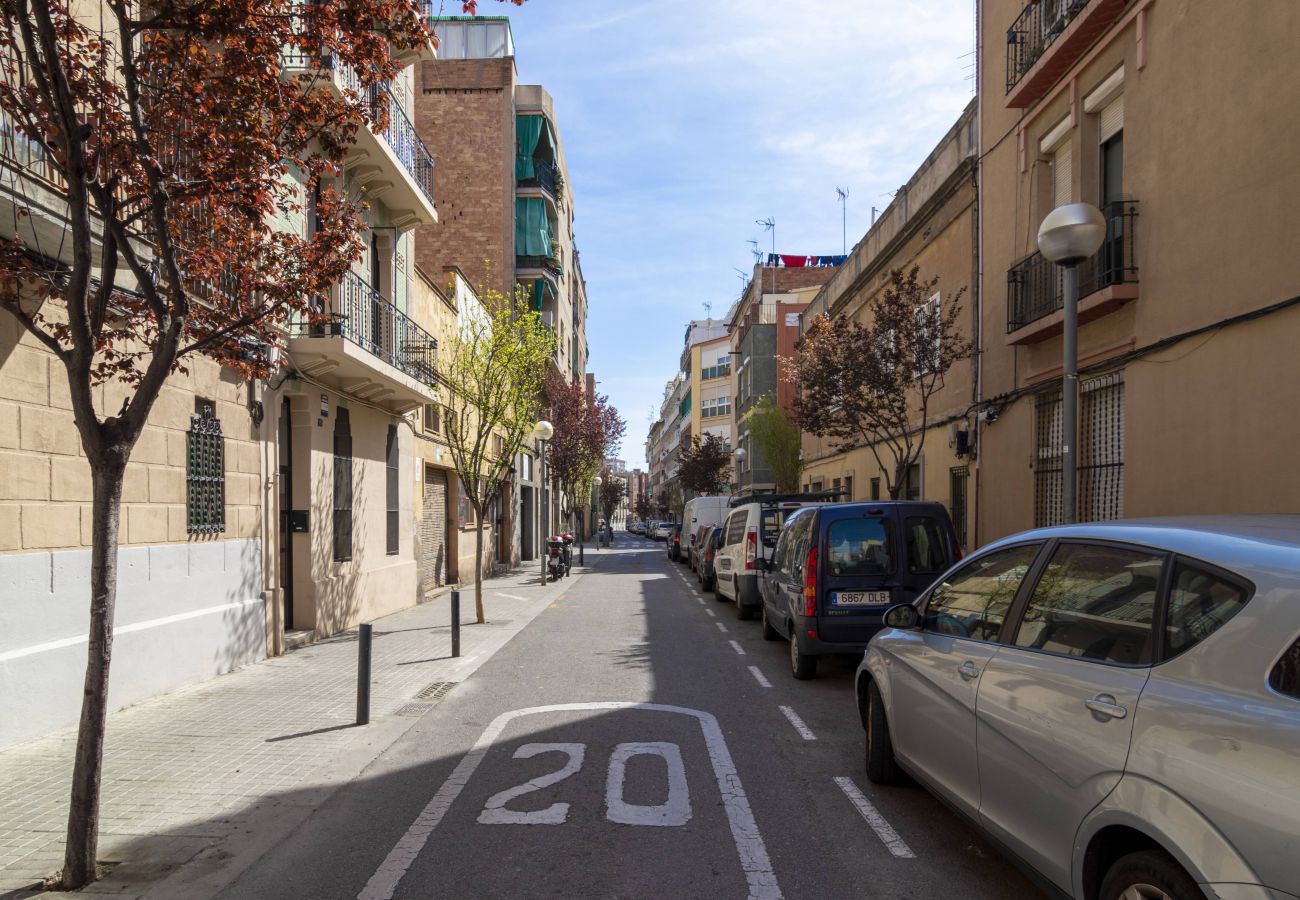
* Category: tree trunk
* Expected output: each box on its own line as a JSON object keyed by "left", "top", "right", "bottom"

{"left": 61, "top": 453, "right": 127, "bottom": 889}
{"left": 473, "top": 519, "right": 485, "bottom": 624}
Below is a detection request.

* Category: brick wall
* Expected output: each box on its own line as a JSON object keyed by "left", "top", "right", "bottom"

{"left": 0, "top": 313, "right": 261, "bottom": 553}
{"left": 413, "top": 58, "right": 516, "bottom": 301}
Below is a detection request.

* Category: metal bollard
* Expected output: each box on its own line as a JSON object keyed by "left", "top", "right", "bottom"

{"left": 356, "top": 623, "right": 372, "bottom": 726}
{"left": 451, "top": 590, "right": 461, "bottom": 658}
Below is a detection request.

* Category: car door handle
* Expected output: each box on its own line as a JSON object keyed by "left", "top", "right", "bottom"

{"left": 957, "top": 660, "right": 980, "bottom": 681}
{"left": 1085, "top": 695, "right": 1129, "bottom": 720}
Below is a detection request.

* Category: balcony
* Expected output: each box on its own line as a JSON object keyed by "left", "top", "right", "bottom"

{"left": 517, "top": 158, "right": 558, "bottom": 199}
{"left": 288, "top": 271, "right": 437, "bottom": 413}
{"left": 1005, "top": 0, "right": 1130, "bottom": 108}
{"left": 1006, "top": 200, "right": 1139, "bottom": 343}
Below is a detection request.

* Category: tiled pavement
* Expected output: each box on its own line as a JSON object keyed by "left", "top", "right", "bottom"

{"left": 0, "top": 557, "right": 598, "bottom": 897}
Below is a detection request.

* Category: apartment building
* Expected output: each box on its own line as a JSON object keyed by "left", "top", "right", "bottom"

{"left": 412, "top": 15, "right": 589, "bottom": 563}
{"left": 728, "top": 265, "right": 835, "bottom": 494}
{"left": 975, "top": 0, "right": 1300, "bottom": 542}
{"left": 800, "top": 101, "right": 979, "bottom": 546}
{"left": 682, "top": 321, "right": 734, "bottom": 457}
{"left": 0, "top": 14, "right": 439, "bottom": 746}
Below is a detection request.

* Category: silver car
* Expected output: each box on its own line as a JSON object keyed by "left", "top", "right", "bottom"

{"left": 856, "top": 517, "right": 1300, "bottom": 900}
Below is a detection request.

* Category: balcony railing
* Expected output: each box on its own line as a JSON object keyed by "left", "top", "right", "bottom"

{"left": 1007, "top": 200, "right": 1139, "bottom": 332}
{"left": 518, "top": 158, "right": 557, "bottom": 197}
{"left": 295, "top": 271, "right": 438, "bottom": 385}
{"left": 1006, "top": 0, "right": 1090, "bottom": 93}
{"left": 517, "top": 254, "right": 563, "bottom": 276}
{"left": 364, "top": 82, "right": 435, "bottom": 207}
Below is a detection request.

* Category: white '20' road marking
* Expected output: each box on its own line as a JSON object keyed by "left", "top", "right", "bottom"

{"left": 358, "top": 702, "right": 782, "bottom": 900}
{"left": 606, "top": 742, "right": 691, "bottom": 826}
{"left": 476, "top": 743, "right": 584, "bottom": 825}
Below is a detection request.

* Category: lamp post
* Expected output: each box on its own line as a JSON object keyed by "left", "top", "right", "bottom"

{"left": 533, "top": 420, "right": 553, "bottom": 585}
{"left": 734, "top": 446, "right": 747, "bottom": 495}
{"left": 592, "top": 476, "right": 603, "bottom": 554}
{"left": 1037, "top": 202, "right": 1108, "bottom": 524}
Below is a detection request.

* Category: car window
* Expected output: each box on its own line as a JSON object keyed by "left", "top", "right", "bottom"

{"left": 905, "top": 516, "right": 950, "bottom": 574}
{"left": 724, "top": 511, "right": 746, "bottom": 547}
{"left": 761, "top": 508, "right": 795, "bottom": 547}
{"left": 1269, "top": 636, "right": 1300, "bottom": 700}
{"left": 781, "top": 510, "right": 813, "bottom": 574}
{"left": 926, "top": 543, "right": 1041, "bottom": 641}
{"left": 1013, "top": 543, "right": 1165, "bottom": 665}
{"left": 826, "top": 517, "right": 894, "bottom": 576}
{"left": 1165, "top": 563, "right": 1250, "bottom": 659}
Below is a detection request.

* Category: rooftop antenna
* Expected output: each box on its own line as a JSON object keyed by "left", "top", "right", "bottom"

{"left": 703, "top": 300, "right": 713, "bottom": 323}
{"left": 756, "top": 217, "right": 775, "bottom": 296}
{"left": 836, "top": 187, "right": 849, "bottom": 255}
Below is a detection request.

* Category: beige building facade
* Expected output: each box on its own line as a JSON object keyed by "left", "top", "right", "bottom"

{"left": 975, "top": 0, "right": 1300, "bottom": 543}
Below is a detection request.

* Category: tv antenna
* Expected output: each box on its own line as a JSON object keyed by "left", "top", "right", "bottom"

{"left": 836, "top": 187, "right": 849, "bottom": 255}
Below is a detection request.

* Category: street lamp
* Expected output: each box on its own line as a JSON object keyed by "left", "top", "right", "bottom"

{"left": 1037, "top": 202, "right": 1107, "bottom": 524}
{"left": 591, "top": 476, "right": 603, "bottom": 555}
{"left": 734, "top": 446, "right": 747, "bottom": 495}
{"left": 533, "top": 420, "right": 553, "bottom": 585}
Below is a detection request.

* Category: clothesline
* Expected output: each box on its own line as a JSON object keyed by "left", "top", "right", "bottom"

{"left": 765, "top": 253, "right": 846, "bottom": 268}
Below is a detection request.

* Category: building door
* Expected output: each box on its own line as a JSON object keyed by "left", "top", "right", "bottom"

{"left": 520, "top": 486, "right": 534, "bottom": 561}
{"left": 420, "top": 467, "right": 449, "bottom": 596}
{"left": 278, "top": 399, "right": 294, "bottom": 630}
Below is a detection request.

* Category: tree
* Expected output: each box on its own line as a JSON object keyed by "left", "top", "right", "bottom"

{"left": 442, "top": 283, "right": 553, "bottom": 624}
{"left": 634, "top": 493, "right": 652, "bottom": 522}
{"left": 542, "top": 369, "right": 625, "bottom": 540}
{"left": 677, "top": 433, "right": 731, "bottom": 496}
{"left": 0, "top": 0, "right": 470, "bottom": 887}
{"left": 789, "top": 266, "right": 972, "bottom": 499}
{"left": 745, "top": 393, "right": 804, "bottom": 493}
{"left": 598, "top": 470, "right": 627, "bottom": 526}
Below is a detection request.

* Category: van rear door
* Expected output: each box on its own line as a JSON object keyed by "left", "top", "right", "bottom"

{"left": 817, "top": 509, "right": 897, "bottom": 645}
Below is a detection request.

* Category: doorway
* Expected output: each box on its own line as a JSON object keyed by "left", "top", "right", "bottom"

{"left": 278, "top": 399, "right": 294, "bottom": 630}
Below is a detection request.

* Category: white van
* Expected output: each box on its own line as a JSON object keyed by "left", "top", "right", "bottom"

{"left": 682, "top": 496, "right": 731, "bottom": 570}
{"left": 714, "top": 494, "right": 836, "bottom": 617}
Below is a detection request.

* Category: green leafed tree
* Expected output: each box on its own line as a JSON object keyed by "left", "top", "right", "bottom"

{"left": 440, "top": 281, "right": 554, "bottom": 624}
{"left": 745, "top": 393, "right": 804, "bottom": 493}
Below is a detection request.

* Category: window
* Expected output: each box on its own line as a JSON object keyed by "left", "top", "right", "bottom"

{"left": 925, "top": 544, "right": 1041, "bottom": 641}
{"left": 949, "top": 466, "right": 969, "bottom": 549}
{"left": 724, "top": 511, "right": 746, "bottom": 547}
{"left": 386, "top": 424, "right": 399, "bottom": 555}
{"left": 333, "top": 408, "right": 353, "bottom": 561}
{"left": 701, "top": 396, "right": 731, "bottom": 418}
{"left": 844, "top": 476, "right": 854, "bottom": 501}
{"left": 903, "top": 463, "right": 921, "bottom": 501}
{"left": 1270, "top": 636, "right": 1300, "bottom": 701}
{"left": 914, "top": 292, "right": 941, "bottom": 374}
{"left": 1165, "top": 563, "right": 1249, "bottom": 658}
{"left": 423, "top": 403, "right": 440, "bottom": 434}
{"left": 827, "top": 517, "right": 894, "bottom": 577}
{"left": 700, "top": 360, "right": 732, "bottom": 381}
{"left": 904, "top": 516, "right": 949, "bottom": 575}
{"left": 1035, "top": 371, "right": 1125, "bottom": 526}
{"left": 1013, "top": 543, "right": 1164, "bottom": 665}
{"left": 870, "top": 477, "right": 881, "bottom": 501}
{"left": 1052, "top": 139, "right": 1072, "bottom": 208}
{"left": 761, "top": 508, "right": 797, "bottom": 548}
{"left": 186, "top": 399, "right": 225, "bottom": 534}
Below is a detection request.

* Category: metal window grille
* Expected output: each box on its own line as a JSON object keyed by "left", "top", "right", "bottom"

{"left": 950, "top": 466, "right": 969, "bottom": 548}
{"left": 186, "top": 405, "right": 225, "bottom": 534}
{"left": 386, "top": 424, "right": 400, "bottom": 556}
{"left": 1034, "top": 371, "right": 1125, "bottom": 526}
{"left": 333, "top": 408, "right": 353, "bottom": 561}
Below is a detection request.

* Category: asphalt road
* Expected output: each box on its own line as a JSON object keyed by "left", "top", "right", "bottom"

{"left": 216, "top": 535, "right": 1044, "bottom": 900}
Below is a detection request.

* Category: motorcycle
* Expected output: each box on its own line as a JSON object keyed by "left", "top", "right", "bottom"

{"left": 559, "top": 533, "right": 575, "bottom": 576}
{"left": 546, "top": 535, "right": 566, "bottom": 582}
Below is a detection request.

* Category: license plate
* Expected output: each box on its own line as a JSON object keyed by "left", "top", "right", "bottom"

{"left": 831, "top": 591, "right": 890, "bottom": 606}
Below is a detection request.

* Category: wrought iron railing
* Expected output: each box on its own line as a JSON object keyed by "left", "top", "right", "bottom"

{"left": 517, "top": 254, "right": 562, "bottom": 275}
{"left": 295, "top": 271, "right": 438, "bottom": 385}
{"left": 364, "top": 82, "right": 435, "bottom": 207}
{"left": 1007, "top": 200, "right": 1139, "bottom": 332}
{"left": 518, "top": 158, "right": 557, "bottom": 196}
{"left": 1006, "top": 0, "right": 1091, "bottom": 93}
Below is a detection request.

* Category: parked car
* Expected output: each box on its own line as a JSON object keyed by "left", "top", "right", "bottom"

{"left": 715, "top": 492, "right": 838, "bottom": 619}
{"left": 651, "top": 521, "right": 673, "bottom": 541}
{"left": 683, "top": 496, "right": 731, "bottom": 571}
{"left": 696, "top": 525, "right": 724, "bottom": 593}
{"left": 761, "top": 501, "right": 959, "bottom": 679}
{"left": 857, "top": 516, "right": 1300, "bottom": 900}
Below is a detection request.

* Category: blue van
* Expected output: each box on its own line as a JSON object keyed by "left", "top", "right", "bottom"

{"left": 759, "top": 501, "right": 960, "bottom": 679}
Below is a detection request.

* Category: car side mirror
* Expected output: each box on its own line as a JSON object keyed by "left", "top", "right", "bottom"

{"left": 883, "top": 604, "right": 921, "bottom": 630}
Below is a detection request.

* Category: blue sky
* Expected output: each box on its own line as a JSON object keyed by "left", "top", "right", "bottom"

{"left": 496, "top": 0, "right": 976, "bottom": 466}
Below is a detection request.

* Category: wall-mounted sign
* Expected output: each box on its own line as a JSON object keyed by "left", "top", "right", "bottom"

{"left": 320, "top": 394, "right": 329, "bottom": 417}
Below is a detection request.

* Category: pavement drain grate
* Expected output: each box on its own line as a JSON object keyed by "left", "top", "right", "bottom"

{"left": 395, "top": 703, "right": 433, "bottom": 717}
{"left": 415, "top": 681, "right": 457, "bottom": 702}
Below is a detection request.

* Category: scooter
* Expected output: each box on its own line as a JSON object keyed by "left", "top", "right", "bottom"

{"left": 559, "top": 533, "right": 575, "bottom": 576}
{"left": 546, "top": 535, "right": 566, "bottom": 582}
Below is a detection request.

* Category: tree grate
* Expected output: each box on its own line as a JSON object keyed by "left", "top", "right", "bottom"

{"left": 396, "top": 703, "right": 432, "bottom": 717}
{"left": 415, "top": 681, "right": 457, "bottom": 702}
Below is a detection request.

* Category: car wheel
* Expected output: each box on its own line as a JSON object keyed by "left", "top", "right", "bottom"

{"left": 761, "top": 604, "right": 780, "bottom": 641}
{"left": 790, "top": 633, "right": 817, "bottom": 680}
{"left": 1100, "top": 850, "right": 1202, "bottom": 900}
{"left": 863, "top": 681, "right": 902, "bottom": 785}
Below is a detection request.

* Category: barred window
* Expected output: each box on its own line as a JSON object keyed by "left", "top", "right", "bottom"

{"left": 423, "top": 403, "right": 440, "bottom": 434}
{"left": 1034, "top": 371, "right": 1125, "bottom": 527}
{"left": 333, "top": 407, "right": 353, "bottom": 561}
{"left": 386, "top": 424, "right": 400, "bottom": 555}
{"left": 186, "top": 400, "right": 225, "bottom": 534}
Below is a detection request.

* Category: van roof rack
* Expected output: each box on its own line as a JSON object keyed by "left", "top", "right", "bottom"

{"left": 728, "top": 489, "right": 846, "bottom": 508}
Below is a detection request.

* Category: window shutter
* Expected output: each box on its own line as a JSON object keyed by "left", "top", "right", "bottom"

{"left": 1053, "top": 142, "right": 1073, "bottom": 208}
{"left": 1099, "top": 94, "right": 1124, "bottom": 142}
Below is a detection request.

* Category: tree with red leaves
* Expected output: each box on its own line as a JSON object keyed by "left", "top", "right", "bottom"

{"left": 677, "top": 433, "right": 732, "bottom": 496}
{"left": 542, "top": 370, "right": 626, "bottom": 540}
{"left": 0, "top": 0, "right": 519, "bottom": 887}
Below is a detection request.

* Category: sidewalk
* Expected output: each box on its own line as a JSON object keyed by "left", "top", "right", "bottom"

{"left": 0, "top": 555, "right": 605, "bottom": 898}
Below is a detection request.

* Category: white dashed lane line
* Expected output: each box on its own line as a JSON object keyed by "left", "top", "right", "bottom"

{"left": 778, "top": 706, "right": 816, "bottom": 741}
{"left": 833, "top": 776, "right": 915, "bottom": 859}
{"left": 748, "top": 666, "right": 772, "bottom": 688}
{"left": 704, "top": 608, "right": 716, "bottom": 618}
{"left": 715, "top": 622, "right": 728, "bottom": 633}
{"left": 728, "top": 640, "right": 746, "bottom": 656}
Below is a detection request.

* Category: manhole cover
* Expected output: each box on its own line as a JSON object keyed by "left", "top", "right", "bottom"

{"left": 415, "top": 681, "right": 457, "bottom": 702}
